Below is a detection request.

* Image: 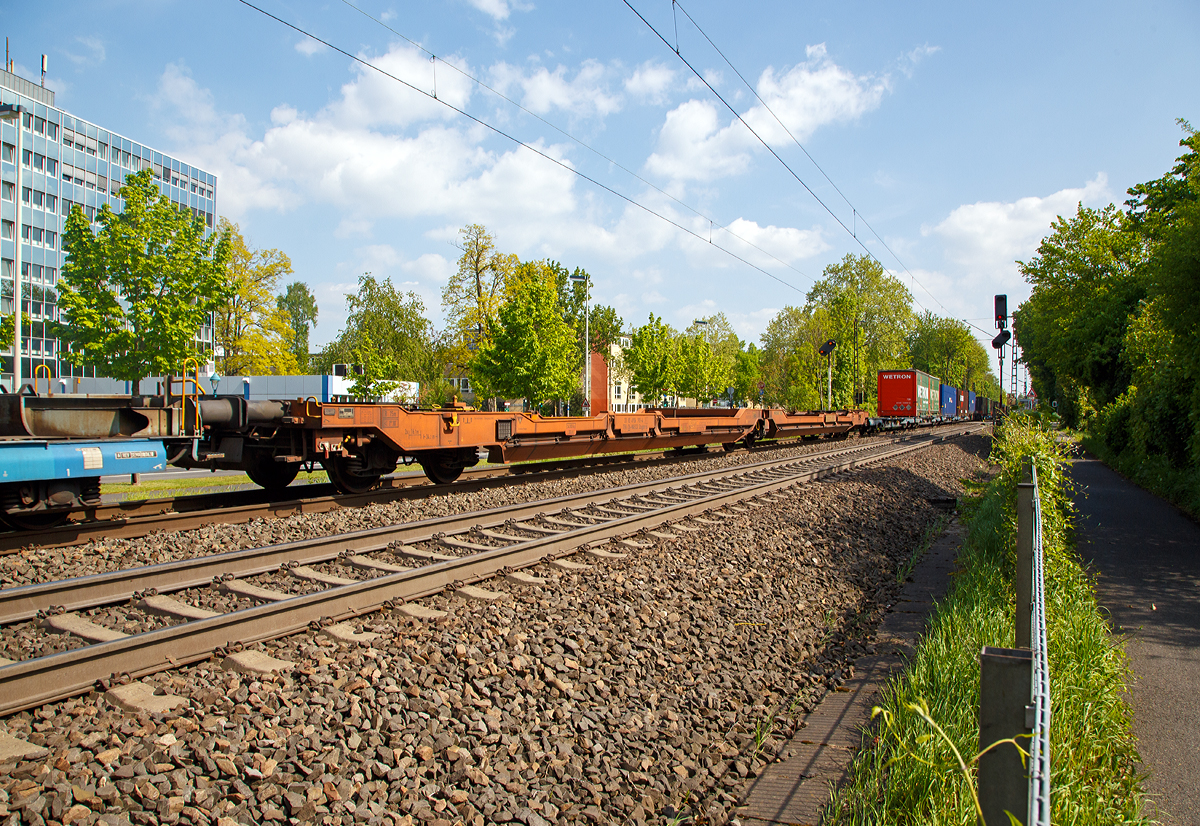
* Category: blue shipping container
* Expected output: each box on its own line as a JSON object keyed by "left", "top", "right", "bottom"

{"left": 940, "top": 385, "right": 957, "bottom": 418}
{"left": 968, "top": 391, "right": 977, "bottom": 415}
{"left": 0, "top": 440, "right": 168, "bottom": 485}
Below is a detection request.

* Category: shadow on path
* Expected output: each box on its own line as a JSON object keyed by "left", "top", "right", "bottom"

{"left": 1070, "top": 455, "right": 1200, "bottom": 825}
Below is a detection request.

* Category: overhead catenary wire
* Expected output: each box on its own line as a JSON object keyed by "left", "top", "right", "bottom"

{"left": 623, "top": 0, "right": 997, "bottom": 338}
{"left": 238, "top": 0, "right": 813, "bottom": 298}
{"left": 337, "top": 0, "right": 819, "bottom": 289}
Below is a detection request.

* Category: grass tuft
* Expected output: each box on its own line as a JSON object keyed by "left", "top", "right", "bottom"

{"left": 824, "top": 414, "right": 1149, "bottom": 825}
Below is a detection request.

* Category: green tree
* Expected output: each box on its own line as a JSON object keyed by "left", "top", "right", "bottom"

{"left": 213, "top": 220, "right": 298, "bottom": 376}
{"left": 623, "top": 314, "right": 679, "bottom": 405}
{"left": 442, "top": 224, "right": 518, "bottom": 362}
{"left": 347, "top": 334, "right": 400, "bottom": 400}
{"left": 1014, "top": 203, "right": 1148, "bottom": 424}
{"left": 56, "top": 169, "right": 232, "bottom": 393}
{"left": 277, "top": 281, "right": 319, "bottom": 371}
{"left": 806, "top": 254, "right": 914, "bottom": 408}
{"left": 588, "top": 304, "right": 625, "bottom": 362}
{"left": 316, "top": 274, "right": 441, "bottom": 392}
{"left": 685, "top": 314, "right": 739, "bottom": 398}
{"left": 760, "top": 305, "right": 836, "bottom": 409}
{"left": 732, "top": 343, "right": 762, "bottom": 406}
{"left": 908, "top": 311, "right": 996, "bottom": 393}
{"left": 471, "top": 260, "right": 578, "bottom": 409}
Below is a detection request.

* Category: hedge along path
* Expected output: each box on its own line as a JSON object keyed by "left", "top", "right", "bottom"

{"left": 824, "top": 415, "right": 1149, "bottom": 825}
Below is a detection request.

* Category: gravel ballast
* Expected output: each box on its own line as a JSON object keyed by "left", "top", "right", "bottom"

{"left": 0, "top": 434, "right": 990, "bottom": 826}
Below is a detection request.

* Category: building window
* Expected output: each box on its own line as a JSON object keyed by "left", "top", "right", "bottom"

{"left": 34, "top": 117, "right": 45, "bottom": 135}
{"left": 45, "top": 194, "right": 56, "bottom": 212}
{"left": 46, "top": 123, "right": 57, "bottom": 140}
{"left": 21, "top": 187, "right": 30, "bottom": 204}
{"left": 31, "top": 190, "right": 43, "bottom": 208}
{"left": 98, "top": 143, "right": 108, "bottom": 160}
{"left": 21, "top": 112, "right": 31, "bottom": 130}
{"left": 614, "top": 383, "right": 622, "bottom": 397}
{"left": 1, "top": 181, "right": 11, "bottom": 201}
{"left": 1, "top": 258, "right": 12, "bottom": 279}
{"left": 0, "top": 142, "right": 11, "bottom": 163}
{"left": 61, "top": 198, "right": 73, "bottom": 216}
{"left": 21, "top": 149, "right": 30, "bottom": 168}
{"left": 45, "top": 158, "right": 56, "bottom": 176}
{"left": 20, "top": 224, "right": 29, "bottom": 241}
{"left": 0, "top": 220, "right": 11, "bottom": 240}
{"left": 45, "top": 231, "right": 56, "bottom": 250}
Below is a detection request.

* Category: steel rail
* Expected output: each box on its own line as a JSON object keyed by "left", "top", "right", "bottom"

{"left": 0, "top": 435, "right": 919, "bottom": 623}
{"left": 0, "top": 426, "right": 981, "bottom": 715}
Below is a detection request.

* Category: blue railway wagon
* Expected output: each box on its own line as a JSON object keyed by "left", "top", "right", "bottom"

{"left": 968, "top": 391, "right": 977, "bottom": 416}
{"left": 939, "top": 385, "right": 957, "bottom": 419}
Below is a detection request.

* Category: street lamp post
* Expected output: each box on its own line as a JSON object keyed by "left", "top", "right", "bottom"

{"left": 692, "top": 319, "right": 709, "bottom": 406}
{"left": 569, "top": 272, "right": 590, "bottom": 415}
{"left": 0, "top": 103, "right": 27, "bottom": 391}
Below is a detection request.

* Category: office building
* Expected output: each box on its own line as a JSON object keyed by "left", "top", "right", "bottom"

{"left": 0, "top": 64, "right": 218, "bottom": 389}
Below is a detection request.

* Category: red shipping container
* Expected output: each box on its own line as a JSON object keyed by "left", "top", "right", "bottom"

{"left": 877, "top": 369, "right": 939, "bottom": 418}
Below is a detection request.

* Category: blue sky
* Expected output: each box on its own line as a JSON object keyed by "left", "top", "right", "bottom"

{"left": 7, "top": 0, "right": 1199, "bottom": 356}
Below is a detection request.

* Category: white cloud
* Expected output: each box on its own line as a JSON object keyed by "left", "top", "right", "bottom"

{"left": 62, "top": 36, "right": 105, "bottom": 66}
{"left": 491, "top": 59, "right": 622, "bottom": 119}
{"left": 625, "top": 61, "right": 675, "bottom": 104}
{"left": 403, "top": 253, "right": 455, "bottom": 285}
{"left": 744, "top": 44, "right": 890, "bottom": 144}
{"left": 720, "top": 218, "right": 828, "bottom": 266}
{"left": 645, "top": 99, "right": 754, "bottom": 181}
{"left": 646, "top": 43, "right": 890, "bottom": 183}
{"left": 466, "top": 0, "right": 518, "bottom": 20}
{"left": 335, "top": 217, "right": 373, "bottom": 239}
{"left": 295, "top": 38, "right": 327, "bottom": 57}
{"left": 898, "top": 44, "right": 940, "bottom": 78}
{"left": 927, "top": 173, "right": 1112, "bottom": 285}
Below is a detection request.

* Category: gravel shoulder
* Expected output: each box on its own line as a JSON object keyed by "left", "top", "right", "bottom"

{"left": 0, "top": 433, "right": 990, "bottom": 826}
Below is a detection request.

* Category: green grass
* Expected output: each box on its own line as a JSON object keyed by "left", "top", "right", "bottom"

{"left": 825, "top": 415, "right": 1148, "bottom": 825}
{"left": 101, "top": 470, "right": 331, "bottom": 500}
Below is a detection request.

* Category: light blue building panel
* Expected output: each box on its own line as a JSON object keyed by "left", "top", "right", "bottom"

{"left": 0, "top": 67, "right": 218, "bottom": 388}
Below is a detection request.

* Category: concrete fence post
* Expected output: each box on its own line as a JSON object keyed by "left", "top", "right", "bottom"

{"left": 978, "top": 646, "right": 1033, "bottom": 825}
{"left": 1015, "top": 460, "right": 1035, "bottom": 649}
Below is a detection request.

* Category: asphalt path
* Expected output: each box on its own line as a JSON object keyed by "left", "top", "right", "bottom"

{"left": 1070, "top": 455, "right": 1200, "bottom": 825}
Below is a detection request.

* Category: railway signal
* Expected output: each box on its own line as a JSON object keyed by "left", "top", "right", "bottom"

{"left": 995, "top": 294, "right": 1008, "bottom": 330}
{"left": 818, "top": 339, "right": 837, "bottom": 410}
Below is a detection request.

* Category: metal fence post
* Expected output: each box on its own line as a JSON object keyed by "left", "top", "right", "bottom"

{"left": 978, "top": 646, "right": 1033, "bottom": 825}
{"left": 1015, "top": 461, "right": 1035, "bottom": 649}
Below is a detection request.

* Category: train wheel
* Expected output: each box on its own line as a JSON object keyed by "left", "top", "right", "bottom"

{"left": 1, "top": 509, "right": 69, "bottom": 531}
{"left": 245, "top": 455, "right": 300, "bottom": 491}
{"left": 420, "top": 455, "right": 464, "bottom": 485}
{"left": 322, "top": 457, "right": 384, "bottom": 495}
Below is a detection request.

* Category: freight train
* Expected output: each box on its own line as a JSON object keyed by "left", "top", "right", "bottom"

{"left": 875, "top": 368, "right": 1000, "bottom": 425}
{"left": 0, "top": 369, "right": 999, "bottom": 529}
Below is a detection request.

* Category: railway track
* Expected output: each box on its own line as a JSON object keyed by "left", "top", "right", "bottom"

{"left": 0, "top": 445, "right": 735, "bottom": 553}
{"left": 0, "top": 429, "right": 883, "bottom": 554}
{"left": 0, "top": 424, "right": 980, "bottom": 716}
